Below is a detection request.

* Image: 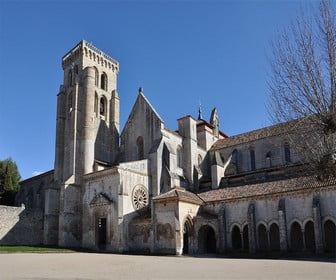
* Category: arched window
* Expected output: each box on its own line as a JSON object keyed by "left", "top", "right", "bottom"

{"left": 250, "top": 148, "right": 256, "bottom": 171}
{"left": 284, "top": 143, "right": 291, "bottom": 163}
{"left": 94, "top": 92, "right": 98, "bottom": 116}
{"left": 198, "top": 154, "right": 202, "bottom": 167}
{"left": 74, "top": 65, "right": 78, "bottom": 75}
{"left": 101, "top": 73, "right": 108, "bottom": 91}
{"left": 137, "top": 136, "right": 144, "bottom": 160}
{"left": 266, "top": 151, "right": 272, "bottom": 168}
{"left": 100, "top": 96, "right": 106, "bottom": 117}
{"left": 94, "top": 67, "right": 99, "bottom": 87}
{"left": 177, "top": 145, "right": 182, "bottom": 168}
{"left": 68, "top": 70, "right": 73, "bottom": 86}
{"left": 68, "top": 92, "right": 73, "bottom": 112}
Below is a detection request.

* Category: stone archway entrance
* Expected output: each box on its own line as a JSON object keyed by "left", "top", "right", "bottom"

{"left": 198, "top": 225, "right": 217, "bottom": 254}
{"left": 183, "top": 219, "right": 193, "bottom": 255}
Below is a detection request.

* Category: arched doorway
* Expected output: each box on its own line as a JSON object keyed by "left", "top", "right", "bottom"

{"left": 290, "top": 222, "right": 303, "bottom": 251}
{"left": 258, "top": 224, "right": 268, "bottom": 252}
{"left": 183, "top": 218, "right": 193, "bottom": 255}
{"left": 324, "top": 220, "right": 336, "bottom": 253}
{"left": 231, "top": 225, "right": 242, "bottom": 251}
{"left": 97, "top": 217, "right": 107, "bottom": 250}
{"left": 269, "top": 223, "right": 280, "bottom": 251}
{"left": 198, "top": 225, "right": 217, "bottom": 254}
{"left": 243, "top": 225, "right": 249, "bottom": 251}
{"left": 304, "top": 221, "right": 315, "bottom": 252}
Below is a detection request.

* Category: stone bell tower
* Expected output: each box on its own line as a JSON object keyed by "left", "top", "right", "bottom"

{"left": 50, "top": 40, "right": 120, "bottom": 247}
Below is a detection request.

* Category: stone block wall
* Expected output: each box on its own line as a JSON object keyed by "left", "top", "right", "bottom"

{"left": 0, "top": 205, "right": 44, "bottom": 245}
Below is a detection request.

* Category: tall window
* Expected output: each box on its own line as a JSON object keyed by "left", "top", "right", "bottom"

{"left": 101, "top": 73, "right": 108, "bottom": 91}
{"left": 198, "top": 154, "right": 203, "bottom": 167}
{"left": 68, "top": 92, "right": 73, "bottom": 112}
{"left": 266, "top": 151, "right": 272, "bottom": 168}
{"left": 94, "top": 67, "right": 99, "bottom": 87}
{"left": 250, "top": 149, "right": 256, "bottom": 170}
{"left": 284, "top": 143, "right": 291, "bottom": 163}
{"left": 137, "top": 136, "right": 144, "bottom": 160}
{"left": 100, "top": 97, "right": 106, "bottom": 117}
{"left": 68, "top": 70, "right": 73, "bottom": 86}
{"left": 177, "top": 145, "right": 182, "bottom": 168}
{"left": 94, "top": 92, "right": 98, "bottom": 116}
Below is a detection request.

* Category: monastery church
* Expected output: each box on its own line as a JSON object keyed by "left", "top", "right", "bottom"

{"left": 2, "top": 41, "right": 335, "bottom": 255}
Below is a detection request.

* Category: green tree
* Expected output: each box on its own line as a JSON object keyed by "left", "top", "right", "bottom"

{"left": 0, "top": 158, "right": 21, "bottom": 205}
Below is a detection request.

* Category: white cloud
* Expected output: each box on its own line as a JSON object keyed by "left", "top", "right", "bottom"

{"left": 32, "top": 171, "right": 43, "bottom": 176}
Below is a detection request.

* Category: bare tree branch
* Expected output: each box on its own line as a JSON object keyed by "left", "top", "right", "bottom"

{"left": 269, "top": 0, "right": 336, "bottom": 179}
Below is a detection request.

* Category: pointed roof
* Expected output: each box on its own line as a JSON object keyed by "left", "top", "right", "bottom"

{"left": 121, "top": 91, "right": 164, "bottom": 137}
{"left": 153, "top": 187, "right": 204, "bottom": 205}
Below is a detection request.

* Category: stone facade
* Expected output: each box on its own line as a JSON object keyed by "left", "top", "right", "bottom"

{"left": 5, "top": 41, "right": 335, "bottom": 255}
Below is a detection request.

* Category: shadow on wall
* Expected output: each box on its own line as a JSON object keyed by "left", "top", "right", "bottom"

{"left": 0, "top": 205, "right": 44, "bottom": 245}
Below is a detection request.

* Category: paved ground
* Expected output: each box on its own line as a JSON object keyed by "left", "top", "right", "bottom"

{"left": 0, "top": 253, "right": 335, "bottom": 280}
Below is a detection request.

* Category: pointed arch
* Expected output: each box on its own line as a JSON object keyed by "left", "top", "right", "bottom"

{"left": 68, "top": 69, "right": 73, "bottom": 86}
{"left": 177, "top": 145, "right": 182, "bottom": 168}
{"left": 101, "top": 72, "right": 108, "bottom": 91}
{"left": 137, "top": 136, "right": 144, "bottom": 160}
{"left": 94, "top": 67, "right": 99, "bottom": 87}
{"left": 99, "top": 96, "right": 107, "bottom": 118}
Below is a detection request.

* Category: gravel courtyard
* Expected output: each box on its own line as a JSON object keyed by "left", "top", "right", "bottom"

{"left": 0, "top": 253, "right": 335, "bottom": 280}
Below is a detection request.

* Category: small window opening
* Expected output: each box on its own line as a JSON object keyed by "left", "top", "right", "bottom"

{"left": 137, "top": 136, "right": 144, "bottom": 160}
{"left": 101, "top": 73, "right": 108, "bottom": 91}
{"left": 284, "top": 143, "right": 291, "bottom": 163}
{"left": 250, "top": 149, "right": 256, "bottom": 170}
{"left": 100, "top": 97, "right": 106, "bottom": 117}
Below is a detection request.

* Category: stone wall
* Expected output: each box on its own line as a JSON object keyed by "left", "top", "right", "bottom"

{"left": 0, "top": 205, "right": 44, "bottom": 245}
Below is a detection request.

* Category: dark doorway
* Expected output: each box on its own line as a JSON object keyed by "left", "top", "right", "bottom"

{"left": 97, "top": 217, "right": 107, "bottom": 249}
{"left": 304, "top": 221, "right": 315, "bottom": 252}
{"left": 258, "top": 224, "right": 268, "bottom": 252}
{"left": 198, "top": 225, "right": 217, "bottom": 254}
{"left": 243, "top": 225, "right": 249, "bottom": 251}
{"left": 324, "top": 220, "right": 336, "bottom": 253}
{"left": 183, "top": 220, "right": 192, "bottom": 255}
{"left": 232, "top": 226, "right": 242, "bottom": 251}
{"left": 290, "top": 222, "right": 303, "bottom": 251}
{"left": 269, "top": 223, "right": 280, "bottom": 251}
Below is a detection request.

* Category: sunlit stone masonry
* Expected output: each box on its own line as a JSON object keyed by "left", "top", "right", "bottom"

{"left": 5, "top": 41, "right": 336, "bottom": 255}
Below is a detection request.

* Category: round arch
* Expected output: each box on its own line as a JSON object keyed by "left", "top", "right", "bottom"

{"left": 197, "top": 224, "right": 217, "bottom": 254}
{"left": 290, "top": 221, "right": 304, "bottom": 251}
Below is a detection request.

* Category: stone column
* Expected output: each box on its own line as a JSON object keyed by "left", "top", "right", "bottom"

{"left": 218, "top": 204, "right": 226, "bottom": 254}
{"left": 312, "top": 196, "right": 324, "bottom": 253}
{"left": 82, "top": 66, "right": 96, "bottom": 175}
{"left": 248, "top": 203, "right": 256, "bottom": 253}
{"left": 278, "top": 198, "right": 288, "bottom": 252}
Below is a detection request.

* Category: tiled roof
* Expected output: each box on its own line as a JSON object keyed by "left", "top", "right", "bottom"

{"left": 198, "top": 175, "right": 336, "bottom": 202}
{"left": 210, "top": 119, "right": 303, "bottom": 150}
{"left": 153, "top": 187, "right": 204, "bottom": 204}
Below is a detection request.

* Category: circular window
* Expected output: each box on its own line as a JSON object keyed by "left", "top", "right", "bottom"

{"left": 132, "top": 185, "right": 149, "bottom": 210}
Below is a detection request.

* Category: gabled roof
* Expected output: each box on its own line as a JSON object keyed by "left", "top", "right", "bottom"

{"left": 153, "top": 187, "right": 204, "bottom": 205}
{"left": 210, "top": 119, "right": 303, "bottom": 151}
{"left": 90, "top": 192, "right": 113, "bottom": 207}
{"left": 198, "top": 175, "right": 336, "bottom": 203}
{"left": 121, "top": 92, "right": 163, "bottom": 137}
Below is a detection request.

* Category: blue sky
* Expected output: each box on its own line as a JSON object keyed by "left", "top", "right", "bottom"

{"left": 0, "top": 0, "right": 318, "bottom": 179}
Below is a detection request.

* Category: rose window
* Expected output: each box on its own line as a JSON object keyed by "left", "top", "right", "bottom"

{"left": 132, "top": 185, "right": 148, "bottom": 210}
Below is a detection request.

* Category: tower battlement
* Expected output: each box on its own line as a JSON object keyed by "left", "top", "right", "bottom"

{"left": 62, "top": 40, "right": 119, "bottom": 73}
